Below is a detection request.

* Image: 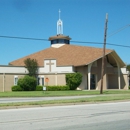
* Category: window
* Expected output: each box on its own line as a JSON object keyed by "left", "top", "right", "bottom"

{"left": 64, "top": 39, "right": 69, "bottom": 44}
{"left": 37, "top": 76, "right": 44, "bottom": 86}
{"left": 51, "top": 39, "right": 70, "bottom": 44}
{"left": 58, "top": 39, "right": 64, "bottom": 43}
{"left": 51, "top": 40, "right": 58, "bottom": 44}
{"left": 37, "top": 77, "right": 40, "bottom": 85}
{"left": 41, "top": 77, "right": 44, "bottom": 86}
{"left": 14, "top": 76, "right": 18, "bottom": 85}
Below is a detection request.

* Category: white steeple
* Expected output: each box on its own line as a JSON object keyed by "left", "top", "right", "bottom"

{"left": 57, "top": 9, "right": 63, "bottom": 35}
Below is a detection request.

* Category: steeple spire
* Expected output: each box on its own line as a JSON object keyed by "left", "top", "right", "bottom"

{"left": 57, "top": 9, "right": 63, "bottom": 35}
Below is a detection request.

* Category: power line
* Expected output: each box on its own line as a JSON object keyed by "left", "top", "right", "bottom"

{"left": 71, "top": 40, "right": 130, "bottom": 48}
{"left": 0, "top": 35, "right": 48, "bottom": 41}
{"left": 70, "top": 40, "right": 103, "bottom": 45}
{"left": 0, "top": 35, "right": 103, "bottom": 45}
{"left": 107, "top": 24, "right": 130, "bottom": 38}
{"left": 107, "top": 43, "right": 130, "bottom": 48}
{"left": 0, "top": 35, "right": 130, "bottom": 48}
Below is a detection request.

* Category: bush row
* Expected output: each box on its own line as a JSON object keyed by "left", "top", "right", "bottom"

{"left": 12, "top": 85, "right": 70, "bottom": 91}
{"left": 11, "top": 72, "right": 82, "bottom": 91}
{"left": 36, "top": 85, "right": 69, "bottom": 91}
{"left": 47, "top": 85, "right": 69, "bottom": 91}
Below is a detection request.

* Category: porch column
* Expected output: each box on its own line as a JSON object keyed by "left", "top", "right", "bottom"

{"left": 88, "top": 63, "right": 92, "bottom": 90}
{"left": 117, "top": 63, "right": 121, "bottom": 89}
{"left": 113, "top": 56, "right": 121, "bottom": 90}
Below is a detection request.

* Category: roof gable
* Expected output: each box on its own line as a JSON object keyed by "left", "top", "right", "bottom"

{"left": 9, "top": 44, "right": 114, "bottom": 67}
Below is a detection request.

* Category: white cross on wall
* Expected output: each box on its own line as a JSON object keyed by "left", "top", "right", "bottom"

{"left": 46, "top": 60, "right": 54, "bottom": 72}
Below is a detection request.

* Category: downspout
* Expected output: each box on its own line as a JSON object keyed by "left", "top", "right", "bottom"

{"left": 55, "top": 73, "right": 57, "bottom": 86}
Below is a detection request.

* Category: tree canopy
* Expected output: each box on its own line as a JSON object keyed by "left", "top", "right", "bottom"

{"left": 127, "top": 64, "right": 130, "bottom": 72}
{"left": 24, "top": 58, "right": 38, "bottom": 77}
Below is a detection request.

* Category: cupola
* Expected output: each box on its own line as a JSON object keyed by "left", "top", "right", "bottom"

{"left": 49, "top": 10, "right": 71, "bottom": 48}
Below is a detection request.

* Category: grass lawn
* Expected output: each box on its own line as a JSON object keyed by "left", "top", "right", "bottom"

{"left": 0, "top": 90, "right": 130, "bottom": 108}
{"left": 0, "top": 90, "right": 130, "bottom": 97}
{"left": 0, "top": 93, "right": 130, "bottom": 108}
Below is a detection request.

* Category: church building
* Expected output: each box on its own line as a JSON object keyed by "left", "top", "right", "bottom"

{"left": 0, "top": 10, "right": 129, "bottom": 92}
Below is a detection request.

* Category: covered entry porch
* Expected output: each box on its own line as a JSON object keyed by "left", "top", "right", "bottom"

{"left": 75, "top": 51, "right": 127, "bottom": 90}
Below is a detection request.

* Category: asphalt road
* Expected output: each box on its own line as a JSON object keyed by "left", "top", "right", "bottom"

{"left": 0, "top": 101, "right": 130, "bottom": 130}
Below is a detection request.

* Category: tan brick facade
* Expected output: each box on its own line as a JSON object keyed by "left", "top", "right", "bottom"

{"left": 0, "top": 74, "right": 25, "bottom": 92}
{"left": 0, "top": 73, "right": 66, "bottom": 92}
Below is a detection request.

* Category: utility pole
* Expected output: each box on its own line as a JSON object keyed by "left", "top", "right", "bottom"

{"left": 100, "top": 13, "right": 108, "bottom": 94}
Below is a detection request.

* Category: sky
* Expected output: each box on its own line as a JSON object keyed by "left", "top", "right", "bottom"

{"left": 0, "top": 0, "right": 130, "bottom": 65}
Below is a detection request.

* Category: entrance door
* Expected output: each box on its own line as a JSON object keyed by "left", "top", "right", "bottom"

{"left": 90, "top": 74, "right": 96, "bottom": 90}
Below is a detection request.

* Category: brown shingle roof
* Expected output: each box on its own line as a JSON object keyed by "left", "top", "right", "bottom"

{"left": 9, "top": 44, "right": 113, "bottom": 67}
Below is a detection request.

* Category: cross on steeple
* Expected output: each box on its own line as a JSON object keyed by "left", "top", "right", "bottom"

{"left": 59, "top": 9, "right": 61, "bottom": 19}
{"left": 46, "top": 60, "right": 54, "bottom": 72}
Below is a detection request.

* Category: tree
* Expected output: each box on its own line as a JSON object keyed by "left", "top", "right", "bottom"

{"left": 66, "top": 72, "right": 82, "bottom": 90}
{"left": 127, "top": 64, "right": 130, "bottom": 71}
{"left": 24, "top": 58, "right": 38, "bottom": 77}
{"left": 127, "top": 64, "right": 130, "bottom": 86}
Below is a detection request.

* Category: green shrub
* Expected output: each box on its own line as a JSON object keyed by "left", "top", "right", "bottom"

{"left": 35, "top": 85, "right": 69, "bottom": 91}
{"left": 47, "top": 85, "right": 69, "bottom": 91}
{"left": 66, "top": 72, "right": 82, "bottom": 90}
{"left": 36, "top": 85, "right": 43, "bottom": 91}
{"left": 59, "top": 85, "right": 70, "bottom": 90}
{"left": 129, "top": 86, "right": 130, "bottom": 89}
{"left": 18, "top": 75, "right": 37, "bottom": 91}
{"left": 11, "top": 85, "right": 23, "bottom": 91}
